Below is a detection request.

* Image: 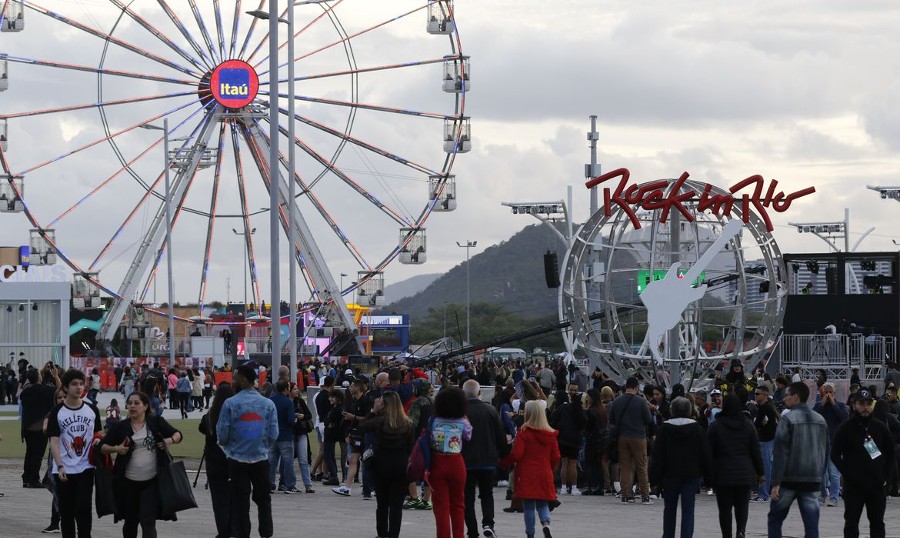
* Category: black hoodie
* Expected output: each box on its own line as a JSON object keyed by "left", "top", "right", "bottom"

{"left": 650, "top": 418, "right": 711, "bottom": 485}
{"left": 708, "top": 411, "right": 764, "bottom": 487}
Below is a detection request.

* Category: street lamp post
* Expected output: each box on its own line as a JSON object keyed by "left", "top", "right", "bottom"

{"left": 140, "top": 120, "right": 176, "bottom": 368}
{"left": 456, "top": 240, "right": 477, "bottom": 344}
{"left": 247, "top": 0, "right": 330, "bottom": 377}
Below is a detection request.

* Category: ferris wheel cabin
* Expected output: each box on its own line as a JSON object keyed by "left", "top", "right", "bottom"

{"left": 0, "top": 175, "right": 23, "bottom": 213}
{"left": 442, "top": 56, "right": 470, "bottom": 93}
{"left": 72, "top": 273, "right": 101, "bottom": 310}
{"left": 444, "top": 118, "right": 471, "bottom": 153}
{"left": 0, "top": 59, "right": 8, "bottom": 92}
{"left": 429, "top": 174, "right": 456, "bottom": 211}
{"left": 427, "top": 1, "right": 455, "bottom": 34}
{"left": 399, "top": 228, "right": 427, "bottom": 265}
{"left": 29, "top": 228, "right": 56, "bottom": 266}
{"left": 356, "top": 271, "right": 385, "bottom": 307}
{"left": 1, "top": 1, "right": 24, "bottom": 32}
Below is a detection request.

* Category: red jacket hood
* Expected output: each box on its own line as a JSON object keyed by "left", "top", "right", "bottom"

{"left": 525, "top": 427, "right": 559, "bottom": 445}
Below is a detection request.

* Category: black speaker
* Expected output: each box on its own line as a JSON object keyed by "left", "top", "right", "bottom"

{"left": 544, "top": 251, "right": 560, "bottom": 288}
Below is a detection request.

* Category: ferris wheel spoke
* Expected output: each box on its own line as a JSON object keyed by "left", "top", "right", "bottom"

{"left": 271, "top": 57, "right": 447, "bottom": 86}
{"left": 0, "top": 91, "right": 196, "bottom": 121}
{"left": 47, "top": 139, "right": 165, "bottom": 229}
{"left": 261, "top": 117, "right": 412, "bottom": 227}
{"left": 212, "top": 0, "right": 227, "bottom": 62}
{"left": 261, "top": 3, "right": 427, "bottom": 76}
{"left": 25, "top": 1, "right": 202, "bottom": 78}
{"left": 230, "top": 123, "right": 262, "bottom": 305}
{"left": 155, "top": 0, "right": 216, "bottom": 70}
{"left": 277, "top": 106, "right": 439, "bottom": 176}
{"left": 88, "top": 170, "right": 166, "bottom": 272}
{"left": 228, "top": 0, "right": 243, "bottom": 59}
{"left": 247, "top": 0, "right": 344, "bottom": 68}
{"left": 265, "top": 90, "right": 449, "bottom": 122}
{"left": 0, "top": 55, "right": 197, "bottom": 86}
{"left": 197, "top": 123, "right": 228, "bottom": 309}
{"left": 236, "top": 0, "right": 265, "bottom": 60}
{"left": 107, "top": 0, "right": 210, "bottom": 74}
{"left": 16, "top": 99, "right": 200, "bottom": 176}
{"left": 187, "top": 0, "right": 222, "bottom": 65}
{"left": 272, "top": 143, "right": 372, "bottom": 270}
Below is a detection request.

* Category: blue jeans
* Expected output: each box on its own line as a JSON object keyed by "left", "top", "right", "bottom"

{"left": 268, "top": 440, "right": 296, "bottom": 490}
{"left": 662, "top": 477, "right": 700, "bottom": 538}
{"left": 521, "top": 499, "right": 550, "bottom": 536}
{"left": 821, "top": 457, "right": 840, "bottom": 502}
{"left": 767, "top": 487, "right": 819, "bottom": 538}
{"left": 294, "top": 433, "right": 312, "bottom": 488}
{"left": 759, "top": 440, "right": 774, "bottom": 500}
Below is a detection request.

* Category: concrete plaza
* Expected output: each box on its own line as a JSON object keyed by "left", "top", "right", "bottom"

{"left": 0, "top": 456, "right": 896, "bottom": 537}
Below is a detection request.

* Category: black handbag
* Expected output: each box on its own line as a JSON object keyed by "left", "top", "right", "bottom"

{"left": 94, "top": 446, "right": 116, "bottom": 518}
{"left": 157, "top": 451, "right": 198, "bottom": 516}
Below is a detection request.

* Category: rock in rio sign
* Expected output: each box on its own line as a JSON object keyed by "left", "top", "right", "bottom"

{"left": 209, "top": 60, "right": 259, "bottom": 109}
{"left": 586, "top": 168, "right": 816, "bottom": 232}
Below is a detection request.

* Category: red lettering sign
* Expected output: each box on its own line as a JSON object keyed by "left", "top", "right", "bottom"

{"left": 585, "top": 168, "right": 815, "bottom": 231}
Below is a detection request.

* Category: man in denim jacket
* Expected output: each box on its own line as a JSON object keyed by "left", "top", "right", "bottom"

{"left": 768, "top": 381, "right": 828, "bottom": 538}
{"left": 217, "top": 365, "right": 279, "bottom": 538}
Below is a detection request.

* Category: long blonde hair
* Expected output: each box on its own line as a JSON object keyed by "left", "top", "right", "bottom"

{"left": 523, "top": 400, "right": 553, "bottom": 431}
{"left": 382, "top": 391, "right": 412, "bottom": 432}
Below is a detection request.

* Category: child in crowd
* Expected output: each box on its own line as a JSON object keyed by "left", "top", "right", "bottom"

{"left": 105, "top": 398, "right": 121, "bottom": 431}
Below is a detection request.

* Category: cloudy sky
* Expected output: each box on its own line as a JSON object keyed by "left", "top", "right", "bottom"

{"left": 1, "top": 0, "right": 899, "bottom": 309}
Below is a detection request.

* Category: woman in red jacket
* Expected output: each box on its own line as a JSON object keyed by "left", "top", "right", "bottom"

{"left": 500, "top": 400, "right": 560, "bottom": 538}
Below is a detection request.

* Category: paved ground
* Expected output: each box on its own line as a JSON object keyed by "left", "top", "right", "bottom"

{"left": 1, "top": 456, "right": 897, "bottom": 538}
{"left": 2, "top": 394, "right": 897, "bottom": 537}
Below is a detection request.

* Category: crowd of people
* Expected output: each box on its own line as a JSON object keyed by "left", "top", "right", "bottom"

{"left": 6, "top": 353, "right": 900, "bottom": 537}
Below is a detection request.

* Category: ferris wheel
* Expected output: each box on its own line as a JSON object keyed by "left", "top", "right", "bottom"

{"left": 0, "top": 0, "right": 469, "bottom": 344}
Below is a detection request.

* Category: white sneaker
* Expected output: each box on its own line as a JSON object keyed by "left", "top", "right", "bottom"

{"left": 497, "top": 480, "right": 509, "bottom": 488}
{"left": 570, "top": 486, "right": 581, "bottom": 496}
{"left": 559, "top": 487, "right": 566, "bottom": 496}
{"left": 331, "top": 486, "right": 351, "bottom": 496}
{"left": 707, "top": 488, "right": 714, "bottom": 496}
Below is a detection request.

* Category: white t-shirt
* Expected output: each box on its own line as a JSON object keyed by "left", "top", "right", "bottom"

{"left": 126, "top": 424, "right": 158, "bottom": 481}
{"left": 47, "top": 401, "right": 102, "bottom": 475}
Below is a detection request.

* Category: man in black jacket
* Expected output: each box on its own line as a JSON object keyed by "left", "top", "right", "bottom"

{"left": 753, "top": 385, "right": 778, "bottom": 502}
{"left": 461, "top": 380, "right": 508, "bottom": 538}
{"left": 831, "top": 389, "right": 896, "bottom": 538}
{"left": 19, "top": 368, "right": 55, "bottom": 488}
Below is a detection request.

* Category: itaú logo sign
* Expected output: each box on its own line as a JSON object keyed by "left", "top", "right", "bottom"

{"left": 0, "top": 264, "right": 68, "bottom": 283}
{"left": 209, "top": 60, "right": 260, "bottom": 109}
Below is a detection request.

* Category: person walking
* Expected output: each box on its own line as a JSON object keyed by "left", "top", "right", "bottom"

{"left": 460, "top": 380, "right": 507, "bottom": 538}
{"left": 812, "top": 381, "right": 848, "bottom": 507}
{"left": 499, "top": 400, "right": 559, "bottom": 538}
{"left": 41, "top": 386, "right": 67, "bottom": 533}
{"left": 607, "top": 376, "right": 652, "bottom": 503}
{"left": 708, "top": 394, "right": 764, "bottom": 538}
{"left": 99, "top": 391, "right": 183, "bottom": 537}
{"left": 20, "top": 368, "right": 56, "bottom": 488}
{"left": 404, "top": 378, "right": 434, "bottom": 510}
{"left": 268, "top": 380, "right": 299, "bottom": 493}
{"left": 310, "top": 375, "right": 334, "bottom": 482}
{"left": 831, "top": 388, "right": 896, "bottom": 538}
{"left": 290, "top": 383, "right": 315, "bottom": 493}
{"left": 199, "top": 382, "right": 235, "bottom": 538}
{"left": 650, "top": 396, "right": 712, "bottom": 538}
{"left": 752, "top": 384, "right": 778, "bottom": 502}
{"left": 216, "top": 365, "right": 279, "bottom": 538}
{"left": 175, "top": 372, "right": 191, "bottom": 419}
{"left": 429, "top": 386, "right": 472, "bottom": 538}
{"left": 767, "top": 381, "right": 829, "bottom": 538}
{"left": 357, "top": 391, "right": 414, "bottom": 538}
{"left": 582, "top": 388, "right": 610, "bottom": 496}
{"left": 47, "top": 369, "right": 103, "bottom": 538}
{"left": 550, "top": 384, "right": 586, "bottom": 496}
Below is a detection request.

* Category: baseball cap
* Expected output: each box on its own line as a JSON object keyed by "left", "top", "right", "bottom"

{"left": 710, "top": 389, "right": 723, "bottom": 396}
{"left": 344, "top": 368, "right": 353, "bottom": 375}
{"left": 853, "top": 389, "right": 874, "bottom": 402}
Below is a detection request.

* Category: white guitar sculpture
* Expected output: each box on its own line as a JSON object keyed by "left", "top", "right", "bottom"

{"left": 639, "top": 219, "right": 744, "bottom": 364}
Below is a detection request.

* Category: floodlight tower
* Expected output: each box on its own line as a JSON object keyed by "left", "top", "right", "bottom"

{"left": 867, "top": 185, "right": 900, "bottom": 202}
